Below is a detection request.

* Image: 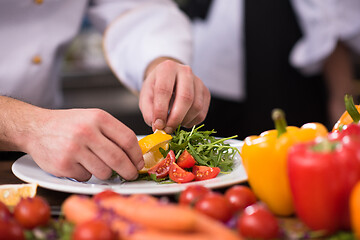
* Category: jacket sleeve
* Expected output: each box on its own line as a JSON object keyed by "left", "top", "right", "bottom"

{"left": 290, "top": 0, "right": 360, "bottom": 75}
{"left": 87, "top": 0, "right": 193, "bottom": 92}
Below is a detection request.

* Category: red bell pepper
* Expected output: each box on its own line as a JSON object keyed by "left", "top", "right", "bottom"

{"left": 287, "top": 124, "right": 360, "bottom": 235}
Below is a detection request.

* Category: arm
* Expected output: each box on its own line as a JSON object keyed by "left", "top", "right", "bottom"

{"left": 89, "top": 0, "right": 210, "bottom": 133}
{"left": 323, "top": 42, "right": 355, "bottom": 126}
{"left": 0, "top": 96, "right": 144, "bottom": 181}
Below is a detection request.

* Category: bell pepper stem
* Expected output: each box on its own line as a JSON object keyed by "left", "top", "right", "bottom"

{"left": 272, "top": 108, "right": 287, "bottom": 137}
{"left": 345, "top": 94, "right": 360, "bottom": 123}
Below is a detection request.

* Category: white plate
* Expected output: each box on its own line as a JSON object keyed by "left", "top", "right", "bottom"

{"left": 12, "top": 138, "right": 247, "bottom": 195}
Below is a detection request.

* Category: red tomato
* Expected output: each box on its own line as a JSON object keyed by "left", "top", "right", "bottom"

{"left": 93, "top": 190, "right": 120, "bottom": 202}
{"left": 225, "top": 185, "right": 257, "bottom": 213}
{"left": 13, "top": 196, "right": 50, "bottom": 229}
{"left": 237, "top": 204, "right": 280, "bottom": 239}
{"left": 179, "top": 185, "right": 210, "bottom": 206}
{"left": 177, "top": 150, "right": 196, "bottom": 168}
{"left": 169, "top": 163, "right": 195, "bottom": 183}
{"left": 0, "top": 201, "right": 12, "bottom": 219}
{"left": 72, "top": 219, "right": 117, "bottom": 240}
{"left": 0, "top": 218, "right": 24, "bottom": 240}
{"left": 192, "top": 165, "right": 220, "bottom": 181}
{"left": 148, "top": 150, "right": 176, "bottom": 178}
{"left": 195, "top": 192, "right": 232, "bottom": 223}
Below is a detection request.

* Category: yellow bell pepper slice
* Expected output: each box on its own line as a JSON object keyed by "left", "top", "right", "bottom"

{"left": 241, "top": 109, "right": 328, "bottom": 216}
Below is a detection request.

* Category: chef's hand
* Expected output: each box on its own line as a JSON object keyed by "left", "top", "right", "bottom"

{"left": 0, "top": 97, "right": 144, "bottom": 182}
{"left": 139, "top": 57, "right": 211, "bottom": 133}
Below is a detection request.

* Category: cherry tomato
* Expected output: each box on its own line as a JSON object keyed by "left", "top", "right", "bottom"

{"left": 0, "top": 201, "right": 12, "bottom": 219}
{"left": 237, "top": 203, "right": 280, "bottom": 239}
{"left": 195, "top": 192, "right": 232, "bottom": 223}
{"left": 0, "top": 218, "right": 24, "bottom": 240}
{"left": 93, "top": 190, "right": 120, "bottom": 202}
{"left": 179, "top": 185, "right": 210, "bottom": 206}
{"left": 13, "top": 196, "right": 50, "bottom": 229}
{"left": 72, "top": 219, "right": 117, "bottom": 240}
{"left": 192, "top": 165, "right": 220, "bottom": 181}
{"left": 225, "top": 185, "right": 257, "bottom": 213}
{"left": 177, "top": 150, "right": 196, "bottom": 168}
{"left": 148, "top": 150, "right": 176, "bottom": 179}
{"left": 169, "top": 163, "right": 195, "bottom": 183}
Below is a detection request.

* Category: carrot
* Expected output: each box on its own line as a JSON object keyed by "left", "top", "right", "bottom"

{"left": 194, "top": 213, "right": 242, "bottom": 240}
{"left": 100, "top": 195, "right": 197, "bottom": 232}
{"left": 122, "top": 229, "right": 211, "bottom": 240}
{"left": 62, "top": 195, "right": 98, "bottom": 224}
{"left": 62, "top": 194, "right": 242, "bottom": 240}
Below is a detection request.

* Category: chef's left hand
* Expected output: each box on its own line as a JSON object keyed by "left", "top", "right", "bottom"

{"left": 139, "top": 57, "right": 211, "bottom": 133}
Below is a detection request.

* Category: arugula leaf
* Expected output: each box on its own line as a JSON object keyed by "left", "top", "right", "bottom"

{"left": 169, "top": 125, "right": 239, "bottom": 172}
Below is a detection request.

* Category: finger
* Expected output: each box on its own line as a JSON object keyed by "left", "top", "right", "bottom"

{"left": 182, "top": 78, "right": 211, "bottom": 128}
{"left": 98, "top": 113, "right": 144, "bottom": 172}
{"left": 152, "top": 61, "right": 177, "bottom": 130}
{"left": 164, "top": 65, "right": 195, "bottom": 133}
{"left": 139, "top": 73, "right": 155, "bottom": 127}
{"left": 88, "top": 133, "right": 140, "bottom": 181}
{"left": 42, "top": 154, "right": 92, "bottom": 182}
{"left": 78, "top": 147, "right": 113, "bottom": 181}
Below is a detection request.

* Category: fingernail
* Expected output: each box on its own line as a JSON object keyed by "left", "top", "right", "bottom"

{"left": 164, "top": 126, "right": 173, "bottom": 133}
{"left": 153, "top": 119, "right": 165, "bottom": 130}
{"left": 137, "top": 160, "right": 145, "bottom": 171}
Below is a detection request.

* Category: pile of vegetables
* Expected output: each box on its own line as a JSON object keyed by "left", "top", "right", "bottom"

{"left": 241, "top": 94, "right": 360, "bottom": 238}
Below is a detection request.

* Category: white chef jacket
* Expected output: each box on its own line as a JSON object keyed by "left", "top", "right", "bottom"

{"left": 0, "top": 0, "right": 192, "bottom": 108}
{"left": 190, "top": 0, "right": 360, "bottom": 101}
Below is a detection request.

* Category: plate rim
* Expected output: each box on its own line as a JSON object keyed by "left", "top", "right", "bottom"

{"left": 11, "top": 138, "right": 246, "bottom": 195}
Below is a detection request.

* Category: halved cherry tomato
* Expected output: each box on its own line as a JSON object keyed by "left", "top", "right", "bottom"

{"left": 13, "top": 196, "right": 50, "bottom": 229}
{"left": 169, "top": 163, "right": 195, "bottom": 183}
{"left": 148, "top": 150, "right": 176, "bottom": 179}
{"left": 179, "top": 185, "right": 210, "bottom": 206}
{"left": 93, "top": 190, "right": 120, "bottom": 202}
{"left": 177, "top": 150, "right": 196, "bottom": 169}
{"left": 192, "top": 165, "right": 220, "bottom": 181}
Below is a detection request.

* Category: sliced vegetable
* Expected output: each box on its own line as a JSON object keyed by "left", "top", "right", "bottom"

{"left": 148, "top": 150, "right": 176, "bottom": 179}
{"left": 177, "top": 150, "right": 196, "bottom": 168}
{"left": 192, "top": 165, "right": 220, "bottom": 181}
{"left": 169, "top": 163, "right": 195, "bottom": 183}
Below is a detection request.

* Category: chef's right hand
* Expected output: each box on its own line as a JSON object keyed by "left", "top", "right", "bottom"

{"left": 25, "top": 108, "right": 144, "bottom": 182}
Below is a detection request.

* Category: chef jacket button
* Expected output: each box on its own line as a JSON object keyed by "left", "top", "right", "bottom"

{"left": 34, "top": 0, "right": 43, "bottom": 5}
{"left": 32, "top": 55, "right": 42, "bottom": 64}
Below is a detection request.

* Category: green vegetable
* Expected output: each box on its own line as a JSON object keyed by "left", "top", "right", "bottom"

{"left": 167, "top": 125, "right": 239, "bottom": 172}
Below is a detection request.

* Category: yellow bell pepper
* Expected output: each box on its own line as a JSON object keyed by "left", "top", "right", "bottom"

{"left": 241, "top": 109, "right": 328, "bottom": 216}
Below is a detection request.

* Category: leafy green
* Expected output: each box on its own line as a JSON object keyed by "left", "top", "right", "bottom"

{"left": 168, "top": 125, "right": 239, "bottom": 172}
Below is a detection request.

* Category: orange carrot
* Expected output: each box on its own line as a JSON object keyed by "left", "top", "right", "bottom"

{"left": 122, "top": 229, "right": 211, "bottom": 240}
{"left": 194, "top": 213, "right": 242, "bottom": 240}
{"left": 100, "top": 195, "right": 197, "bottom": 232}
{"left": 62, "top": 195, "right": 98, "bottom": 224}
